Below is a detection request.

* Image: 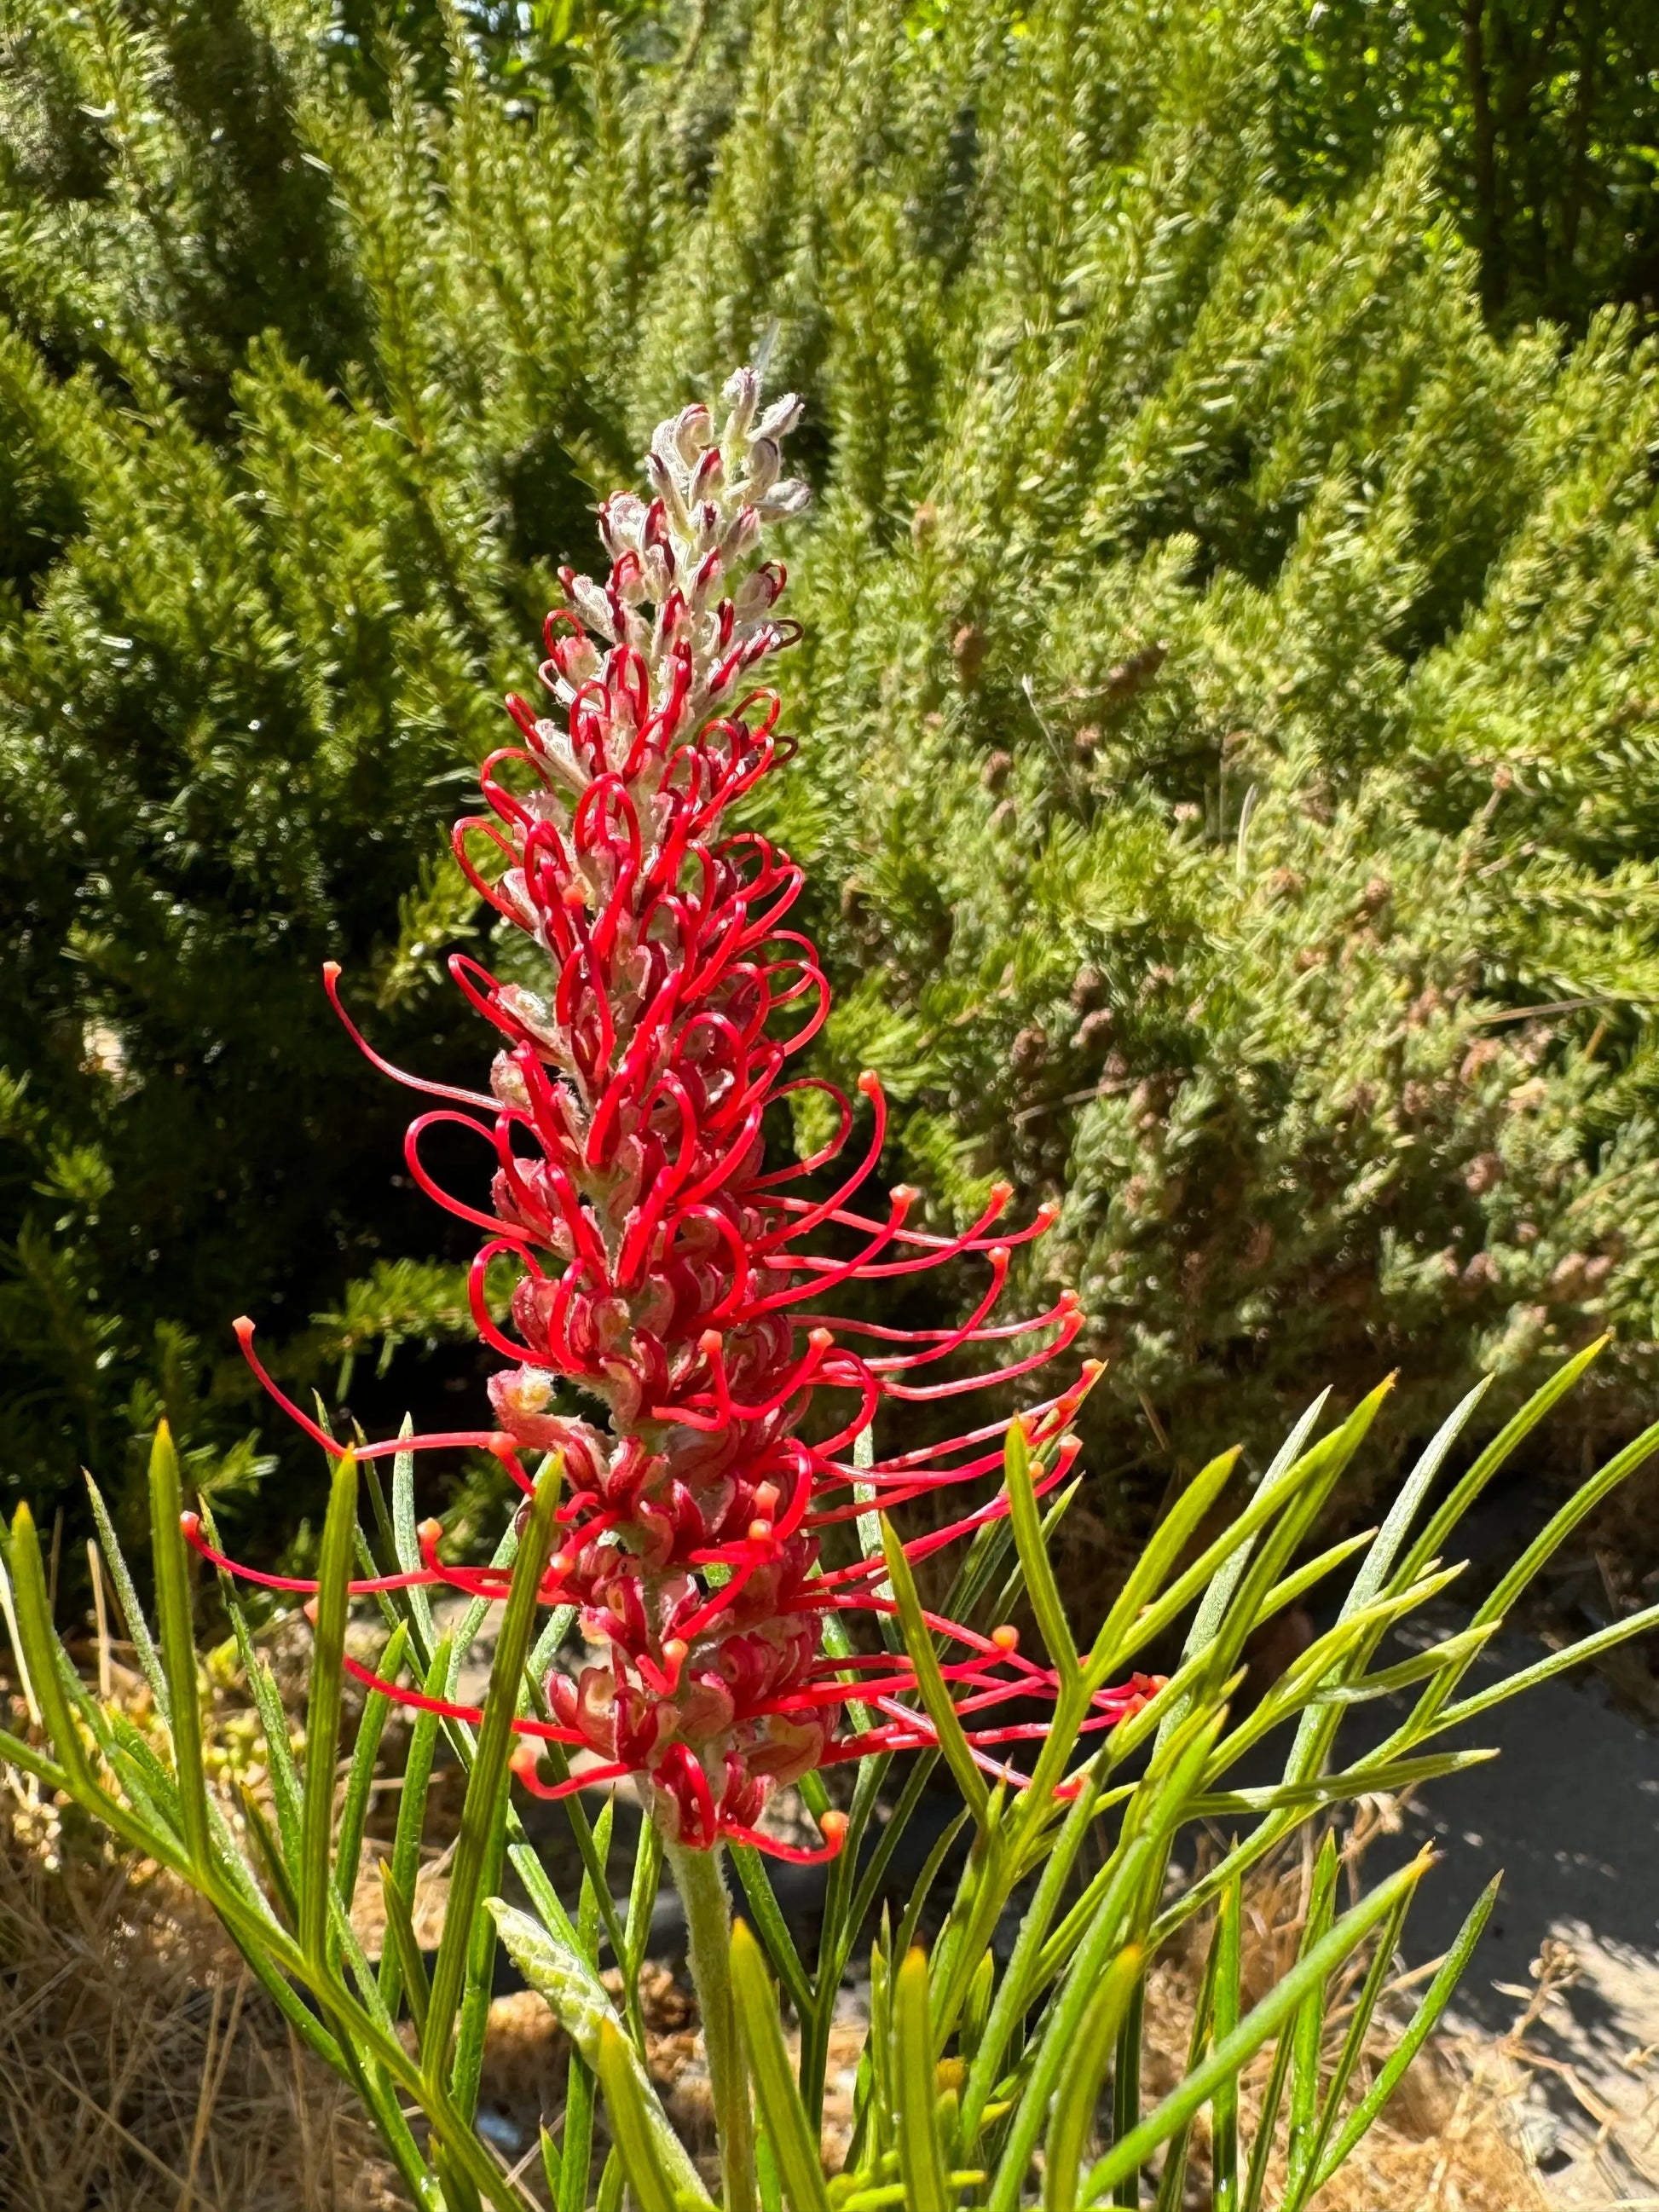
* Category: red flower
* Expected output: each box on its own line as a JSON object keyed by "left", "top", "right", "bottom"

{"left": 189, "top": 372, "right": 1162, "bottom": 1857}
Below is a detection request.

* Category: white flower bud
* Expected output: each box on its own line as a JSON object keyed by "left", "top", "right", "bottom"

{"left": 754, "top": 478, "right": 810, "bottom": 522}
{"left": 720, "top": 505, "right": 761, "bottom": 563}
{"left": 598, "top": 493, "right": 648, "bottom": 557}
{"left": 645, "top": 449, "right": 691, "bottom": 532}
{"left": 567, "top": 573, "right": 616, "bottom": 638}
{"left": 732, "top": 569, "right": 780, "bottom": 620}
{"left": 722, "top": 366, "right": 759, "bottom": 437}
{"left": 743, "top": 436, "right": 781, "bottom": 498}
{"left": 754, "top": 392, "right": 803, "bottom": 442}
{"left": 673, "top": 404, "right": 714, "bottom": 464}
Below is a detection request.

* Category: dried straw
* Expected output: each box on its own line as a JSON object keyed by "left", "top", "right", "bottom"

{"left": 0, "top": 1774, "right": 406, "bottom": 2212}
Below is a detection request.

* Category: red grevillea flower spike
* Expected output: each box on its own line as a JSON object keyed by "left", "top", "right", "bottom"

{"left": 190, "top": 370, "right": 1162, "bottom": 1858}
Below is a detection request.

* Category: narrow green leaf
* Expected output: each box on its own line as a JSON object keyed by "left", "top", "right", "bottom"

{"left": 84, "top": 1473, "right": 167, "bottom": 1717}
{"left": 733, "top": 1843, "right": 816, "bottom": 2019}
{"left": 1432, "top": 1597, "right": 1659, "bottom": 1730}
{"left": 7, "top": 1505, "right": 94, "bottom": 1793}
{"left": 392, "top": 1423, "right": 439, "bottom": 1655}
{"left": 240, "top": 1782, "right": 299, "bottom": 1928}
{"left": 757, "top": 2125, "right": 784, "bottom": 2212}
{"left": 336, "top": 1618, "right": 408, "bottom": 1909}
{"left": 598, "top": 2016, "right": 678, "bottom": 2212}
{"left": 1004, "top": 1418, "right": 1078, "bottom": 1676}
{"left": 301, "top": 1450, "right": 360, "bottom": 1964}
{"left": 560, "top": 2055, "right": 595, "bottom": 2212}
{"left": 1191, "top": 1746, "right": 1496, "bottom": 1817}
{"left": 1241, "top": 2022, "right": 1293, "bottom": 2212}
{"left": 1080, "top": 1856, "right": 1432, "bottom": 2203}
{"left": 881, "top": 1517, "right": 989, "bottom": 1822}
{"left": 540, "top": 2124, "right": 563, "bottom": 2205}
{"left": 732, "top": 1919, "right": 832, "bottom": 2212}
{"left": 1255, "top": 1529, "right": 1377, "bottom": 1626}
{"left": 1090, "top": 1445, "right": 1244, "bottom": 1700}
{"left": 452, "top": 1778, "right": 514, "bottom": 2119}
{"left": 893, "top": 1946, "right": 949, "bottom": 2212}
{"left": 986, "top": 1826, "right": 1158, "bottom": 2212}
{"left": 425, "top": 1451, "right": 560, "bottom": 2082}
{"left": 1284, "top": 1880, "right": 1414, "bottom": 2212}
{"left": 1043, "top": 1948, "right": 1142, "bottom": 2212}
{"left": 394, "top": 1637, "right": 451, "bottom": 1898}
{"left": 1309, "top": 1874, "right": 1499, "bottom": 2195}
{"left": 1111, "top": 1971, "right": 1146, "bottom": 2207}
{"left": 626, "top": 1813, "right": 664, "bottom": 1983}
{"left": 1283, "top": 1836, "right": 1340, "bottom": 2201}
{"left": 1476, "top": 1419, "right": 1659, "bottom": 1632}
{"left": 896, "top": 1805, "right": 970, "bottom": 1964}
{"left": 147, "top": 1424, "right": 211, "bottom": 1863}
{"left": 1211, "top": 1874, "right": 1242, "bottom": 2212}
{"left": 200, "top": 1505, "right": 304, "bottom": 1862}
{"left": 381, "top": 1860, "right": 431, "bottom": 2036}
{"left": 1345, "top": 1380, "right": 1489, "bottom": 1618}
{"left": 1394, "top": 1339, "right": 1606, "bottom": 1591}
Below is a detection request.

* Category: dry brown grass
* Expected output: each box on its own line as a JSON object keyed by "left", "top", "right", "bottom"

{"left": 0, "top": 1773, "right": 408, "bottom": 2212}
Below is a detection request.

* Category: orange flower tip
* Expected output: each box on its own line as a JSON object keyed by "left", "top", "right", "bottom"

{"left": 550, "top": 1551, "right": 575, "bottom": 1578}
{"left": 808, "top": 1326, "right": 834, "bottom": 1351}
{"left": 509, "top": 1741, "right": 540, "bottom": 1778}
{"left": 1059, "top": 1288, "right": 1082, "bottom": 1311}
{"left": 991, "top": 1624, "right": 1020, "bottom": 1653}
{"left": 699, "top": 1327, "right": 723, "bottom": 1354}
{"left": 561, "top": 881, "right": 587, "bottom": 907}
{"left": 890, "top": 1182, "right": 921, "bottom": 1207}
{"left": 321, "top": 960, "right": 341, "bottom": 985}
{"left": 1034, "top": 1198, "right": 1059, "bottom": 1223}
{"left": 233, "top": 1314, "right": 256, "bottom": 1340}
{"left": 488, "top": 1431, "right": 517, "bottom": 1455}
{"left": 302, "top": 1598, "right": 319, "bottom": 1625}
{"left": 417, "top": 1516, "right": 444, "bottom": 1545}
{"left": 178, "top": 1510, "right": 201, "bottom": 1540}
{"left": 1081, "top": 1359, "right": 1106, "bottom": 1381}
{"left": 988, "top": 1243, "right": 1011, "bottom": 1266}
{"left": 755, "top": 1481, "right": 780, "bottom": 1514}
{"left": 819, "top": 1810, "right": 849, "bottom": 1841}
{"left": 857, "top": 1069, "right": 882, "bottom": 1096}
{"left": 662, "top": 1636, "right": 688, "bottom": 1664}
{"left": 748, "top": 1518, "right": 773, "bottom": 1544}
{"left": 991, "top": 1180, "right": 1014, "bottom": 1206}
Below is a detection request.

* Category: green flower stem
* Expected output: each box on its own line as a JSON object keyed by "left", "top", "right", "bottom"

{"left": 667, "top": 1839, "right": 756, "bottom": 2212}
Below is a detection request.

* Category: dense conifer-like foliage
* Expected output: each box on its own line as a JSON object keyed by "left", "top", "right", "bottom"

{"left": 3, "top": 0, "right": 1658, "bottom": 1530}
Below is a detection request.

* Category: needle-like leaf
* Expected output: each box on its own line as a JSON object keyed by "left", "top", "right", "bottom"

{"left": 732, "top": 1918, "right": 832, "bottom": 2212}
{"left": 147, "top": 1423, "right": 211, "bottom": 1864}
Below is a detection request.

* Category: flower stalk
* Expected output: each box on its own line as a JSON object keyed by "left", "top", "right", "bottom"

{"left": 667, "top": 1838, "right": 756, "bottom": 2212}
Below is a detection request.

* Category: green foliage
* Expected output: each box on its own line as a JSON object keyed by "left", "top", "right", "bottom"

{"left": 1280, "top": 0, "right": 1659, "bottom": 330}
{"left": 4, "top": 0, "right": 1659, "bottom": 1537}
{"left": 7, "top": 1356, "right": 1659, "bottom": 2208}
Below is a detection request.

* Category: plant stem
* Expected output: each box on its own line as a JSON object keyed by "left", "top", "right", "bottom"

{"left": 667, "top": 1839, "right": 756, "bottom": 2212}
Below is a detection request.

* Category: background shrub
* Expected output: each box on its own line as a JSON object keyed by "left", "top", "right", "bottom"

{"left": 3, "top": 0, "right": 1658, "bottom": 1544}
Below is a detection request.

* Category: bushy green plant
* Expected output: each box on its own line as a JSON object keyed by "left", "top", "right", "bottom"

{"left": 5, "top": 0, "right": 1659, "bottom": 1549}
{"left": 1279, "top": 0, "right": 1659, "bottom": 329}
{"left": 6, "top": 357, "right": 1659, "bottom": 2212}
{"left": 5, "top": 1359, "right": 1658, "bottom": 2210}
